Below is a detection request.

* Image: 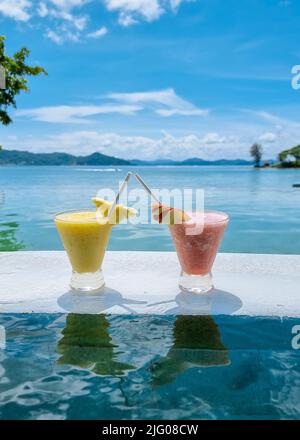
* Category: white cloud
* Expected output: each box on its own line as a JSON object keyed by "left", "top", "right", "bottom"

{"left": 49, "top": 0, "right": 88, "bottom": 10}
{"left": 118, "top": 14, "right": 137, "bottom": 26}
{"left": 157, "top": 108, "right": 207, "bottom": 117}
{"left": 0, "top": 0, "right": 191, "bottom": 43}
{"left": 103, "top": 0, "right": 191, "bottom": 26}
{"left": 16, "top": 104, "right": 142, "bottom": 123}
{"left": 46, "top": 29, "right": 63, "bottom": 44}
{"left": 38, "top": 1, "right": 88, "bottom": 43}
{"left": 38, "top": 1, "right": 88, "bottom": 29}
{"left": 37, "top": 2, "right": 48, "bottom": 16}
{"left": 16, "top": 89, "right": 208, "bottom": 122}
{"left": 37, "top": 0, "right": 192, "bottom": 36}
{"left": 87, "top": 26, "right": 108, "bottom": 38}
{"left": 202, "top": 132, "right": 226, "bottom": 144}
{"left": 46, "top": 28, "right": 80, "bottom": 43}
{"left": 8, "top": 104, "right": 300, "bottom": 160}
{"left": 73, "top": 15, "right": 88, "bottom": 30}
{"left": 252, "top": 111, "right": 283, "bottom": 124}
{"left": 0, "top": 0, "right": 89, "bottom": 24}
{"left": 0, "top": 0, "right": 32, "bottom": 21}
{"left": 3, "top": 130, "right": 250, "bottom": 161}
{"left": 169, "top": 0, "right": 187, "bottom": 11}
{"left": 7, "top": 104, "right": 300, "bottom": 160}
{"left": 108, "top": 88, "right": 209, "bottom": 117}
{"left": 104, "top": 0, "right": 163, "bottom": 24}
{"left": 259, "top": 132, "right": 277, "bottom": 143}
{"left": 250, "top": 109, "right": 300, "bottom": 131}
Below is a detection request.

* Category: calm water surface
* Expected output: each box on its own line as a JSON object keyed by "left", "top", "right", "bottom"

{"left": 0, "top": 165, "right": 300, "bottom": 253}
{"left": 0, "top": 314, "right": 299, "bottom": 420}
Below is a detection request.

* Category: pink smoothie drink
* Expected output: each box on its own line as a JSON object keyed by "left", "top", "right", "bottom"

{"left": 169, "top": 211, "right": 229, "bottom": 276}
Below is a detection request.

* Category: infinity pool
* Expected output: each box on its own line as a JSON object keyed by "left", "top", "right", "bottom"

{"left": 0, "top": 314, "right": 299, "bottom": 420}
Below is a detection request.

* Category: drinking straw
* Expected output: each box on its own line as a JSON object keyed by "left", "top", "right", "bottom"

{"left": 134, "top": 174, "right": 160, "bottom": 204}
{"left": 107, "top": 172, "right": 133, "bottom": 221}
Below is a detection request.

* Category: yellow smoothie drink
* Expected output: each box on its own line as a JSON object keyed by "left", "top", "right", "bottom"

{"left": 55, "top": 199, "right": 136, "bottom": 291}
{"left": 55, "top": 211, "right": 112, "bottom": 274}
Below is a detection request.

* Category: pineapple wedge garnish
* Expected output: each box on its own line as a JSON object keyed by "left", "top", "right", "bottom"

{"left": 92, "top": 197, "right": 137, "bottom": 224}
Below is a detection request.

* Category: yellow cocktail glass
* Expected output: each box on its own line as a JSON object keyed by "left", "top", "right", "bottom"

{"left": 55, "top": 201, "right": 136, "bottom": 292}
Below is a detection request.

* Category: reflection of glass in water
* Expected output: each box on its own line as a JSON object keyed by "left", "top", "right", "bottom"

{"left": 151, "top": 315, "right": 229, "bottom": 386}
{"left": 57, "top": 314, "right": 134, "bottom": 376}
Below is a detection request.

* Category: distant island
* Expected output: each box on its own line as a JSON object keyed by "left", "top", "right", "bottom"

{"left": 0, "top": 149, "right": 252, "bottom": 166}
{"left": 0, "top": 150, "right": 130, "bottom": 166}
{"left": 131, "top": 158, "right": 252, "bottom": 166}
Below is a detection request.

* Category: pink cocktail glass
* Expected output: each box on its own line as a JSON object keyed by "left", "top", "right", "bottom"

{"left": 169, "top": 211, "right": 229, "bottom": 293}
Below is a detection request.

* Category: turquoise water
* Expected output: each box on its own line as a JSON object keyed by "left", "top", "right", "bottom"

{"left": 0, "top": 314, "right": 299, "bottom": 420}
{"left": 0, "top": 165, "right": 300, "bottom": 253}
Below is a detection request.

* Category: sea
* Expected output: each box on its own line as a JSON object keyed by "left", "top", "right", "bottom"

{"left": 0, "top": 165, "right": 300, "bottom": 254}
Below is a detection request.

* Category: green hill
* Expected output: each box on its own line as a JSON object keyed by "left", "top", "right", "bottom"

{"left": 0, "top": 150, "right": 130, "bottom": 166}
{"left": 0, "top": 149, "right": 253, "bottom": 166}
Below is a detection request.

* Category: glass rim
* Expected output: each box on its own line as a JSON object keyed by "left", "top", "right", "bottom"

{"left": 184, "top": 210, "right": 230, "bottom": 224}
{"left": 54, "top": 208, "right": 103, "bottom": 223}
{"left": 54, "top": 208, "right": 229, "bottom": 224}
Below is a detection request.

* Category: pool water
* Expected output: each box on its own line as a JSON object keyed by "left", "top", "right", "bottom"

{"left": 0, "top": 314, "right": 300, "bottom": 420}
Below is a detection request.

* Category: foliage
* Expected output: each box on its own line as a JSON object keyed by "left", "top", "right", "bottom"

{"left": 0, "top": 35, "right": 47, "bottom": 126}
{"left": 278, "top": 145, "right": 300, "bottom": 167}
{"left": 0, "top": 149, "right": 130, "bottom": 166}
{"left": 250, "top": 143, "right": 263, "bottom": 167}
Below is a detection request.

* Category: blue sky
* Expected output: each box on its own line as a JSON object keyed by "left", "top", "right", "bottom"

{"left": 1, "top": 0, "right": 300, "bottom": 160}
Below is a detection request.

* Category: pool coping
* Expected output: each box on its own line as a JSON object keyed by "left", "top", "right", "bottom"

{"left": 0, "top": 251, "right": 300, "bottom": 317}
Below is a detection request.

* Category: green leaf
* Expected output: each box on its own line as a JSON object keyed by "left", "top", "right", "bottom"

{"left": 0, "top": 35, "right": 47, "bottom": 128}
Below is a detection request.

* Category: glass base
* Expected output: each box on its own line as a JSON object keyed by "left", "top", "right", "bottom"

{"left": 179, "top": 271, "right": 213, "bottom": 294}
{"left": 70, "top": 269, "right": 105, "bottom": 292}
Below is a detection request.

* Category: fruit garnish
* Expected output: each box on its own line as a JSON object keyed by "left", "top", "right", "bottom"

{"left": 152, "top": 203, "right": 190, "bottom": 225}
{"left": 92, "top": 197, "right": 111, "bottom": 217}
{"left": 92, "top": 197, "right": 137, "bottom": 224}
